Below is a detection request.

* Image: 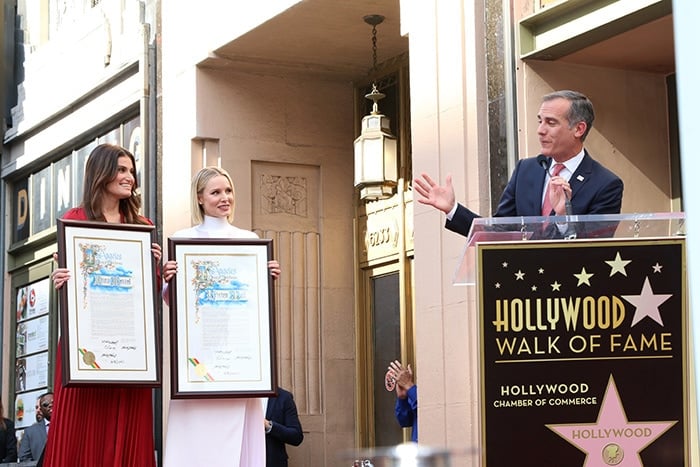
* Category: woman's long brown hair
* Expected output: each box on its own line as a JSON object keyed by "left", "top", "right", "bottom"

{"left": 81, "top": 144, "right": 148, "bottom": 224}
{"left": 0, "top": 399, "right": 6, "bottom": 430}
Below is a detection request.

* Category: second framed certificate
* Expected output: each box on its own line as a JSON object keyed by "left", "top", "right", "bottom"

{"left": 168, "top": 238, "right": 277, "bottom": 398}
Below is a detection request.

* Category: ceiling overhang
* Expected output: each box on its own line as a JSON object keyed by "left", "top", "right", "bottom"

{"left": 198, "top": 0, "right": 408, "bottom": 81}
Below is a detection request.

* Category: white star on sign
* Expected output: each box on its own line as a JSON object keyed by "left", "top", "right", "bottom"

{"left": 605, "top": 252, "right": 631, "bottom": 277}
{"left": 515, "top": 270, "right": 525, "bottom": 280}
{"left": 622, "top": 277, "right": 672, "bottom": 327}
{"left": 574, "top": 267, "right": 594, "bottom": 286}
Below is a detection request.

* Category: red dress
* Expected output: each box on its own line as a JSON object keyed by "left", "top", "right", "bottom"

{"left": 43, "top": 207, "right": 156, "bottom": 467}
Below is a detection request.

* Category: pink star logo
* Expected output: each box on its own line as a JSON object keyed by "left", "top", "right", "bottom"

{"left": 546, "top": 376, "right": 676, "bottom": 466}
{"left": 621, "top": 277, "right": 672, "bottom": 327}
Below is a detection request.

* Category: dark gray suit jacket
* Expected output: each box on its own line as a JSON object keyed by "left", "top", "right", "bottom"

{"left": 18, "top": 420, "right": 47, "bottom": 461}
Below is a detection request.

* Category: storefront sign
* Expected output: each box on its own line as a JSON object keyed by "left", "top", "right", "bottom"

{"left": 11, "top": 118, "right": 141, "bottom": 243}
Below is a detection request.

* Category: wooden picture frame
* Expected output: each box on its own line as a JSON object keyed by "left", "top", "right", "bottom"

{"left": 168, "top": 238, "right": 277, "bottom": 398}
{"left": 57, "top": 219, "right": 161, "bottom": 386}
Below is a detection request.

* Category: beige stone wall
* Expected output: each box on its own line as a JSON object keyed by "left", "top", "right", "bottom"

{"left": 408, "top": 1, "right": 487, "bottom": 464}
{"left": 510, "top": 0, "right": 674, "bottom": 214}
{"left": 517, "top": 60, "right": 672, "bottom": 214}
{"left": 161, "top": 65, "right": 356, "bottom": 465}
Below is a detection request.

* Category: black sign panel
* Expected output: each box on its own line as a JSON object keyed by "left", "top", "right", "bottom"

{"left": 478, "top": 238, "right": 687, "bottom": 467}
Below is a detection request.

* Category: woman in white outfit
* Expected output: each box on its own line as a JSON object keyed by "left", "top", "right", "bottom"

{"left": 162, "top": 167, "right": 281, "bottom": 467}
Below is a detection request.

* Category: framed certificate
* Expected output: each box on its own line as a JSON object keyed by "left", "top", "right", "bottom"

{"left": 57, "top": 219, "right": 161, "bottom": 386}
{"left": 168, "top": 238, "right": 277, "bottom": 398}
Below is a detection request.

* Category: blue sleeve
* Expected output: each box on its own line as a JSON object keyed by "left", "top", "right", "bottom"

{"left": 395, "top": 398, "right": 413, "bottom": 428}
{"left": 406, "top": 385, "right": 418, "bottom": 411}
{"left": 394, "top": 385, "right": 418, "bottom": 428}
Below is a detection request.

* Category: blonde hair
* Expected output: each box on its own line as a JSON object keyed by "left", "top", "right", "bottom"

{"left": 190, "top": 167, "right": 236, "bottom": 225}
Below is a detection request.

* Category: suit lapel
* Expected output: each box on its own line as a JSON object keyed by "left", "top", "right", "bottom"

{"left": 266, "top": 396, "right": 276, "bottom": 419}
{"left": 527, "top": 157, "right": 549, "bottom": 215}
{"left": 569, "top": 151, "right": 593, "bottom": 199}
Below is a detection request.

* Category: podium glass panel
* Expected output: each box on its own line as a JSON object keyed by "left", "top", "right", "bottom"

{"left": 454, "top": 212, "right": 686, "bottom": 285}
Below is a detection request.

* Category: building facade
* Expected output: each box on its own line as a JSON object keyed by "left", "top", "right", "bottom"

{"left": 0, "top": 0, "right": 685, "bottom": 466}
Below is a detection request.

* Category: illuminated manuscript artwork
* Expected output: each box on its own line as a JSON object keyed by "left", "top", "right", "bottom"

{"left": 477, "top": 238, "right": 687, "bottom": 467}
{"left": 168, "top": 238, "right": 276, "bottom": 398}
{"left": 57, "top": 220, "right": 160, "bottom": 386}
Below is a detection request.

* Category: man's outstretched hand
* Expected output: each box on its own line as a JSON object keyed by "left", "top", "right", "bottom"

{"left": 413, "top": 173, "right": 456, "bottom": 214}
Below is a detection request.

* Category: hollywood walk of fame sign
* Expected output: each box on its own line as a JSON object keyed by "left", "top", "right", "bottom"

{"left": 477, "top": 238, "right": 688, "bottom": 466}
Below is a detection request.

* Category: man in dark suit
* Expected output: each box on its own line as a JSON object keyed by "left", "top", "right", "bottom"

{"left": 19, "top": 392, "right": 52, "bottom": 462}
{"left": 414, "top": 90, "right": 623, "bottom": 237}
{"left": 265, "top": 387, "right": 303, "bottom": 467}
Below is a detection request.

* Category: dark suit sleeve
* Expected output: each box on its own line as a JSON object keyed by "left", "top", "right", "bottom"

{"left": 269, "top": 393, "right": 304, "bottom": 447}
{"left": 445, "top": 204, "right": 479, "bottom": 238}
{"left": 494, "top": 176, "right": 517, "bottom": 218}
{"left": 444, "top": 158, "right": 544, "bottom": 238}
{"left": 2, "top": 419, "right": 17, "bottom": 462}
{"left": 18, "top": 425, "right": 32, "bottom": 461}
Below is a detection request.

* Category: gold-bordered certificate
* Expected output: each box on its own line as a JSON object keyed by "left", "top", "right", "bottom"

{"left": 57, "top": 219, "right": 161, "bottom": 386}
{"left": 168, "top": 238, "right": 277, "bottom": 398}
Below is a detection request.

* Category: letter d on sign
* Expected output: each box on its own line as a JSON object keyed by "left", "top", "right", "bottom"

{"left": 16, "top": 188, "right": 28, "bottom": 230}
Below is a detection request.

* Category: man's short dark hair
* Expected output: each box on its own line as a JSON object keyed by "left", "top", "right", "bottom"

{"left": 543, "top": 90, "right": 595, "bottom": 141}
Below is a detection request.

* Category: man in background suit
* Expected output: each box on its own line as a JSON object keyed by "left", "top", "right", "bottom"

{"left": 414, "top": 90, "right": 623, "bottom": 237}
{"left": 19, "top": 392, "right": 52, "bottom": 462}
{"left": 35, "top": 397, "right": 43, "bottom": 423}
{"left": 265, "top": 387, "right": 303, "bottom": 467}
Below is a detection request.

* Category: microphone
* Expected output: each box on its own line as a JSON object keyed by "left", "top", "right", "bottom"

{"left": 564, "top": 195, "right": 573, "bottom": 216}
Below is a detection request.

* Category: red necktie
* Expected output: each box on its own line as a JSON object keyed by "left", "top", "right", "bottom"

{"left": 541, "top": 163, "right": 565, "bottom": 216}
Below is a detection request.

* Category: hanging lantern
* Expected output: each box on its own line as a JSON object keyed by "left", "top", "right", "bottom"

{"left": 354, "top": 15, "right": 398, "bottom": 201}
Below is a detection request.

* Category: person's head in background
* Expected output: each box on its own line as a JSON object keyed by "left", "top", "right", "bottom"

{"left": 81, "top": 143, "right": 147, "bottom": 224}
{"left": 191, "top": 167, "right": 236, "bottom": 224}
{"left": 35, "top": 397, "right": 43, "bottom": 423}
{"left": 538, "top": 90, "right": 595, "bottom": 163}
{"left": 38, "top": 392, "right": 53, "bottom": 422}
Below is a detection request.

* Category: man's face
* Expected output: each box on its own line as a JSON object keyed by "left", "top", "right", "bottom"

{"left": 537, "top": 97, "right": 585, "bottom": 161}
{"left": 35, "top": 399, "right": 43, "bottom": 422}
{"left": 39, "top": 394, "right": 53, "bottom": 421}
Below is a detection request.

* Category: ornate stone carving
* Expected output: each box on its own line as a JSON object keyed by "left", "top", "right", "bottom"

{"left": 260, "top": 175, "right": 308, "bottom": 217}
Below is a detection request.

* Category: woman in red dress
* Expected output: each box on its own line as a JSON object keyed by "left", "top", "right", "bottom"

{"left": 45, "top": 144, "right": 161, "bottom": 467}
